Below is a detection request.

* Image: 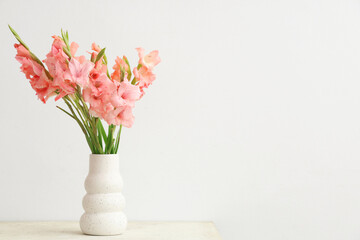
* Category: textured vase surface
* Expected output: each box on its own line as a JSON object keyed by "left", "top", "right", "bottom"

{"left": 80, "top": 154, "right": 127, "bottom": 235}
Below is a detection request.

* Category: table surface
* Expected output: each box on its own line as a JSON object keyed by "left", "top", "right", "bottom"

{"left": 0, "top": 221, "right": 223, "bottom": 240}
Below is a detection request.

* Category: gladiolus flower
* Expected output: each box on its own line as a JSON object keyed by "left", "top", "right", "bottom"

{"left": 104, "top": 105, "right": 135, "bottom": 128}
{"left": 111, "top": 56, "right": 129, "bottom": 82}
{"left": 14, "top": 44, "right": 56, "bottom": 103}
{"left": 133, "top": 48, "right": 161, "bottom": 97}
{"left": 65, "top": 58, "right": 94, "bottom": 88}
{"left": 136, "top": 47, "right": 161, "bottom": 70}
{"left": 11, "top": 29, "right": 160, "bottom": 128}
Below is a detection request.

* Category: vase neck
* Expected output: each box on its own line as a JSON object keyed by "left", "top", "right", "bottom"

{"left": 89, "top": 154, "right": 119, "bottom": 174}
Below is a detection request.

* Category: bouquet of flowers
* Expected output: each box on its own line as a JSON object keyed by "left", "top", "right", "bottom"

{"left": 9, "top": 26, "right": 160, "bottom": 154}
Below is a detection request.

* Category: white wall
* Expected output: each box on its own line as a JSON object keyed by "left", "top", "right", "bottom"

{"left": 1, "top": 0, "right": 360, "bottom": 239}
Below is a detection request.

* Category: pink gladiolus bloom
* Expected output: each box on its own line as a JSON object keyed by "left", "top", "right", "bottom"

{"left": 89, "top": 72, "right": 113, "bottom": 97}
{"left": 44, "top": 36, "right": 68, "bottom": 77}
{"left": 83, "top": 62, "right": 115, "bottom": 119}
{"left": 92, "top": 79, "right": 141, "bottom": 127}
{"left": 30, "top": 70, "right": 57, "bottom": 103}
{"left": 89, "top": 43, "right": 107, "bottom": 74}
{"left": 83, "top": 74, "right": 114, "bottom": 117}
{"left": 65, "top": 58, "right": 94, "bottom": 88}
{"left": 104, "top": 105, "right": 135, "bottom": 128}
{"left": 44, "top": 36, "right": 76, "bottom": 99}
{"left": 93, "top": 60, "right": 108, "bottom": 74}
{"left": 84, "top": 86, "right": 113, "bottom": 118}
{"left": 92, "top": 43, "right": 101, "bottom": 53}
{"left": 70, "top": 42, "right": 79, "bottom": 56}
{"left": 110, "top": 79, "right": 141, "bottom": 108}
{"left": 104, "top": 80, "right": 141, "bottom": 127}
{"left": 111, "top": 56, "right": 129, "bottom": 82}
{"left": 44, "top": 36, "right": 94, "bottom": 99}
{"left": 14, "top": 44, "right": 42, "bottom": 78}
{"left": 11, "top": 27, "right": 160, "bottom": 131}
{"left": 133, "top": 48, "right": 161, "bottom": 97}
{"left": 14, "top": 44, "right": 55, "bottom": 103}
{"left": 89, "top": 43, "right": 101, "bottom": 61}
{"left": 136, "top": 47, "right": 161, "bottom": 70}
{"left": 133, "top": 67, "right": 156, "bottom": 94}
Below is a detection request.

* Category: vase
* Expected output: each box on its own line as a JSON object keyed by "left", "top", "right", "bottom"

{"left": 80, "top": 154, "right": 127, "bottom": 235}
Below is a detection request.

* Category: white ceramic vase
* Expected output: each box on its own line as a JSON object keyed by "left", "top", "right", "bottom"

{"left": 80, "top": 154, "right": 127, "bottom": 235}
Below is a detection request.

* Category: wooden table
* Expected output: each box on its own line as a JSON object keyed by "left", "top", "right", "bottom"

{"left": 0, "top": 221, "right": 223, "bottom": 240}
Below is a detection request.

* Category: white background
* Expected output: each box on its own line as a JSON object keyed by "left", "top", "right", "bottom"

{"left": 1, "top": 0, "right": 360, "bottom": 239}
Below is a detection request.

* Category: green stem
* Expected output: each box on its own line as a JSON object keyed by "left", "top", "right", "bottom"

{"left": 61, "top": 99, "right": 94, "bottom": 152}
{"left": 71, "top": 91, "right": 103, "bottom": 154}
{"left": 65, "top": 97, "right": 99, "bottom": 153}
{"left": 114, "top": 125, "right": 122, "bottom": 153}
{"left": 105, "top": 125, "right": 116, "bottom": 154}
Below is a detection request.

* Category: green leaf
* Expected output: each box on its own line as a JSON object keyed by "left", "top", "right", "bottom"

{"left": 56, "top": 106, "right": 74, "bottom": 119}
{"left": 105, "top": 125, "right": 115, "bottom": 153}
{"left": 61, "top": 29, "right": 65, "bottom": 40}
{"left": 66, "top": 31, "right": 69, "bottom": 42}
{"left": 60, "top": 29, "right": 71, "bottom": 53}
{"left": 103, "top": 54, "right": 108, "bottom": 65}
{"left": 131, "top": 77, "right": 137, "bottom": 85}
{"left": 59, "top": 101, "right": 95, "bottom": 153}
{"left": 95, "top": 48, "right": 106, "bottom": 63}
{"left": 97, "top": 128, "right": 103, "bottom": 149}
{"left": 29, "top": 52, "right": 44, "bottom": 66}
{"left": 90, "top": 53, "right": 95, "bottom": 63}
{"left": 123, "top": 56, "right": 132, "bottom": 80}
{"left": 95, "top": 119, "right": 103, "bottom": 149}
{"left": 63, "top": 47, "right": 72, "bottom": 59}
{"left": 96, "top": 120, "right": 107, "bottom": 143}
{"left": 120, "top": 66, "right": 125, "bottom": 82}
{"left": 8, "top": 25, "right": 29, "bottom": 50}
{"left": 114, "top": 125, "right": 122, "bottom": 153}
{"left": 108, "top": 138, "right": 115, "bottom": 154}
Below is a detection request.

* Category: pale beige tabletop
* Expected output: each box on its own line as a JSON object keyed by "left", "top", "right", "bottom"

{"left": 0, "top": 221, "right": 223, "bottom": 240}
